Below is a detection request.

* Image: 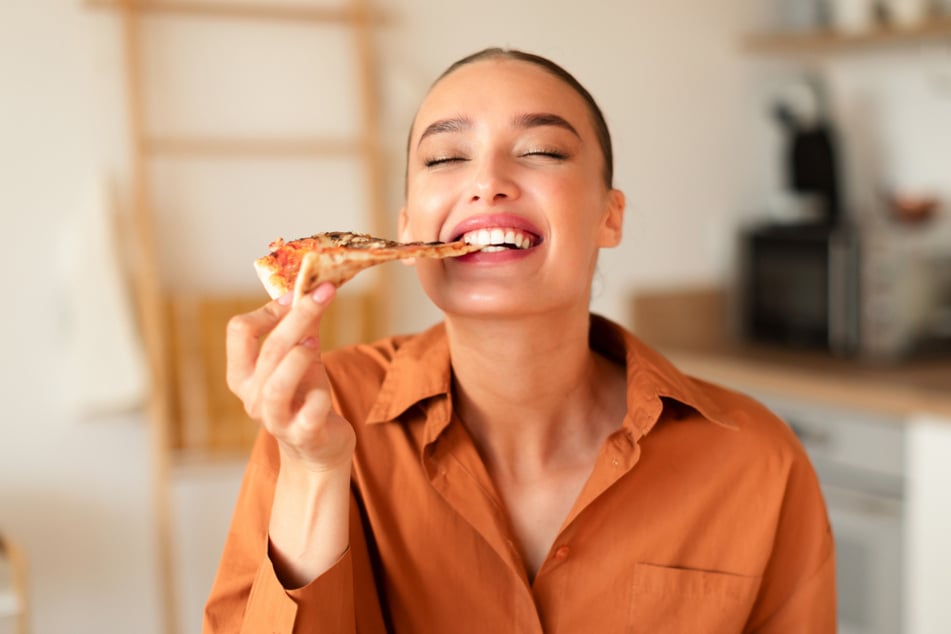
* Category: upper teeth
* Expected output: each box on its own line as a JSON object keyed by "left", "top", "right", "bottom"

{"left": 461, "top": 228, "right": 534, "bottom": 250}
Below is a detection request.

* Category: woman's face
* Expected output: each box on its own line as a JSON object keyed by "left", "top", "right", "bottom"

{"left": 400, "top": 58, "right": 624, "bottom": 319}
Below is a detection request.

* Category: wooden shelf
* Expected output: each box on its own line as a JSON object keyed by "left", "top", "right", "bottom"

{"left": 744, "top": 15, "right": 951, "bottom": 55}
{"left": 87, "top": 0, "right": 386, "bottom": 24}
{"left": 87, "top": 1, "right": 389, "bottom": 631}
{"left": 144, "top": 136, "right": 363, "bottom": 158}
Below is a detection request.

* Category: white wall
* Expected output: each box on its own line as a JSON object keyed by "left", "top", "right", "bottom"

{"left": 0, "top": 2, "right": 162, "bottom": 633}
{"left": 2, "top": 1, "right": 949, "bottom": 633}
{"left": 825, "top": 50, "right": 951, "bottom": 214}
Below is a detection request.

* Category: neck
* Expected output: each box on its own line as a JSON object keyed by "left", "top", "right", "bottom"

{"left": 446, "top": 309, "right": 625, "bottom": 476}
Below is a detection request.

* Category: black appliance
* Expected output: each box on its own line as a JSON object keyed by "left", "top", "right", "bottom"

{"left": 771, "top": 78, "right": 843, "bottom": 226}
{"left": 741, "top": 223, "right": 861, "bottom": 356}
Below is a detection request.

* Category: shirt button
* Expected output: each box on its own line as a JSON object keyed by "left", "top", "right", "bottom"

{"left": 554, "top": 545, "right": 571, "bottom": 560}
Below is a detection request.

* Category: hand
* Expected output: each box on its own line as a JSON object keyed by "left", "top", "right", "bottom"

{"left": 226, "top": 283, "right": 356, "bottom": 473}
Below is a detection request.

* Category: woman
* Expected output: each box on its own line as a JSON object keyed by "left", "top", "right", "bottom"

{"left": 204, "top": 48, "right": 835, "bottom": 633}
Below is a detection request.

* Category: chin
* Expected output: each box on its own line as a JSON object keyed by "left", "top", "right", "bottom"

{"left": 424, "top": 284, "right": 586, "bottom": 322}
{"left": 427, "top": 289, "right": 522, "bottom": 318}
{"left": 414, "top": 262, "right": 593, "bottom": 320}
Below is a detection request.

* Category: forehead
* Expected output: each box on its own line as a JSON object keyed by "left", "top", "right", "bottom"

{"left": 412, "top": 58, "right": 593, "bottom": 140}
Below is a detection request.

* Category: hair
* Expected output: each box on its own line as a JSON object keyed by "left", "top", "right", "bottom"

{"left": 406, "top": 47, "right": 615, "bottom": 189}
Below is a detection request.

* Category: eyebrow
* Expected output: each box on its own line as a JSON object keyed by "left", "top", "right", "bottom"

{"left": 512, "top": 112, "right": 581, "bottom": 139}
{"left": 417, "top": 117, "right": 472, "bottom": 147}
{"left": 415, "top": 112, "right": 581, "bottom": 148}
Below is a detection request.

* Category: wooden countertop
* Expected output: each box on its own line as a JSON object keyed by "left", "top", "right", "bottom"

{"left": 657, "top": 341, "right": 951, "bottom": 420}
{"left": 629, "top": 287, "right": 951, "bottom": 420}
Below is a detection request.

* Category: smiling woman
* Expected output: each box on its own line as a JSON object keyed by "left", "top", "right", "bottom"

{"left": 398, "top": 50, "right": 624, "bottom": 320}
{"left": 204, "top": 47, "right": 836, "bottom": 634}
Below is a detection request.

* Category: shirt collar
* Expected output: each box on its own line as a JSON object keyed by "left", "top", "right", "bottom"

{"left": 365, "top": 322, "right": 454, "bottom": 438}
{"left": 588, "top": 314, "right": 738, "bottom": 437}
{"left": 364, "top": 315, "right": 737, "bottom": 437}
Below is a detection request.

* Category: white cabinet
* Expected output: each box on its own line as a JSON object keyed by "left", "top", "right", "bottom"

{"left": 904, "top": 415, "right": 951, "bottom": 634}
{"left": 758, "top": 395, "right": 906, "bottom": 634}
{"left": 752, "top": 392, "right": 951, "bottom": 633}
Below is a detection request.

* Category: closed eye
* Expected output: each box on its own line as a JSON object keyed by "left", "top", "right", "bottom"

{"left": 523, "top": 149, "right": 567, "bottom": 160}
{"left": 424, "top": 156, "right": 467, "bottom": 167}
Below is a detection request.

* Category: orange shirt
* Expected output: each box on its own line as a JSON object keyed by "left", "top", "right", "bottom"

{"left": 204, "top": 315, "right": 835, "bottom": 633}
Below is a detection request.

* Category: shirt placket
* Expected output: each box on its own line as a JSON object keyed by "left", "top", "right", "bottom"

{"left": 423, "top": 416, "right": 544, "bottom": 632}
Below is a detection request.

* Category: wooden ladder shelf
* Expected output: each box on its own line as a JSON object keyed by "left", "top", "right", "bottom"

{"left": 87, "top": 1, "right": 389, "bottom": 632}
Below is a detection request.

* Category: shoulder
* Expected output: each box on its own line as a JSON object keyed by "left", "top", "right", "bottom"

{"left": 322, "top": 333, "right": 412, "bottom": 385}
{"left": 678, "top": 377, "right": 826, "bottom": 516}
{"left": 695, "top": 377, "right": 794, "bottom": 439}
{"left": 595, "top": 313, "right": 802, "bottom": 461}
{"left": 321, "top": 322, "right": 450, "bottom": 428}
{"left": 689, "top": 374, "right": 807, "bottom": 462}
{"left": 647, "top": 371, "right": 827, "bottom": 530}
{"left": 321, "top": 333, "right": 416, "bottom": 416}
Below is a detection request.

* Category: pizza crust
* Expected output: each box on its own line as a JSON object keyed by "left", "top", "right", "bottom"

{"left": 253, "top": 258, "right": 290, "bottom": 300}
{"left": 253, "top": 232, "right": 481, "bottom": 301}
{"left": 292, "top": 252, "right": 319, "bottom": 306}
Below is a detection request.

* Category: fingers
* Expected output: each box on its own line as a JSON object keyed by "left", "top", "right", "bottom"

{"left": 226, "top": 297, "right": 290, "bottom": 396}
{"left": 254, "top": 285, "right": 336, "bottom": 384}
{"left": 227, "top": 284, "right": 337, "bottom": 421}
{"left": 259, "top": 336, "right": 330, "bottom": 430}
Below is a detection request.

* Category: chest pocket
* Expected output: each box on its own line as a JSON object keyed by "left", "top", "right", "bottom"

{"left": 628, "top": 562, "right": 761, "bottom": 634}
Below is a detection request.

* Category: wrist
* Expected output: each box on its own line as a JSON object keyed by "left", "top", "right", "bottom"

{"left": 269, "top": 454, "right": 352, "bottom": 588}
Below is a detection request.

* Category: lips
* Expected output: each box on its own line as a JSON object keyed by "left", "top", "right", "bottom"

{"left": 449, "top": 214, "right": 543, "bottom": 252}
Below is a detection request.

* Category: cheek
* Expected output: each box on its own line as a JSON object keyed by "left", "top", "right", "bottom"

{"left": 404, "top": 182, "right": 462, "bottom": 240}
{"left": 400, "top": 191, "right": 432, "bottom": 241}
{"left": 535, "top": 178, "right": 605, "bottom": 232}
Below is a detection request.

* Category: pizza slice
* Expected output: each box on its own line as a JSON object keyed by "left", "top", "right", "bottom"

{"left": 254, "top": 231, "right": 482, "bottom": 304}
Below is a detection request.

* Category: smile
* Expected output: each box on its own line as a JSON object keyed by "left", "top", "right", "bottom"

{"left": 460, "top": 228, "right": 538, "bottom": 252}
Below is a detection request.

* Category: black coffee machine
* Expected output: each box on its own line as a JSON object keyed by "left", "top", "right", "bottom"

{"left": 771, "top": 78, "right": 843, "bottom": 227}
{"left": 739, "top": 79, "right": 858, "bottom": 354}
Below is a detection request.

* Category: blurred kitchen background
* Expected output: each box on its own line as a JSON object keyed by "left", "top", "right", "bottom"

{"left": 1, "top": 0, "right": 950, "bottom": 633}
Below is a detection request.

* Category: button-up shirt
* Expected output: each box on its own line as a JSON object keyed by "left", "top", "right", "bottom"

{"left": 204, "top": 315, "right": 835, "bottom": 633}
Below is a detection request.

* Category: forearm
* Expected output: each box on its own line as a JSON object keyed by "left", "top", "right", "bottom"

{"left": 268, "top": 458, "right": 352, "bottom": 589}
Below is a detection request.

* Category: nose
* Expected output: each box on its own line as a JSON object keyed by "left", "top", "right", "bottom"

{"left": 469, "top": 154, "right": 519, "bottom": 205}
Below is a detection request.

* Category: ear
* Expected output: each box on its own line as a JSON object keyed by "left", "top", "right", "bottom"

{"left": 397, "top": 207, "right": 417, "bottom": 266}
{"left": 597, "top": 189, "right": 625, "bottom": 248}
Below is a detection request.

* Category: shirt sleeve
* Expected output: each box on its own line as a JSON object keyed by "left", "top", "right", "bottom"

{"left": 744, "top": 446, "right": 837, "bottom": 633}
{"left": 203, "top": 430, "right": 385, "bottom": 634}
{"left": 235, "top": 548, "right": 356, "bottom": 634}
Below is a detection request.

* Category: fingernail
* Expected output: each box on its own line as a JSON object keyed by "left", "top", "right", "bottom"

{"left": 299, "top": 336, "right": 318, "bottom": 349}
{"left": 277, "top": 292, "right": 293, "bottom": 306}
{"left": 312, "top": 283, "right": 336, "bottom": 304}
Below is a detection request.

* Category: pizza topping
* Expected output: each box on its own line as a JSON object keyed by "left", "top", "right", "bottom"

{"left": 461, "top": 227, "right": 537, "bottom": 251}
{"left": 254, "top": 231, "right": 483, "bottom": 302}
